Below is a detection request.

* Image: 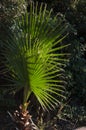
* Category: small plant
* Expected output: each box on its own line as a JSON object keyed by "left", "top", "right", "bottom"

{"left": 1, "top": 1, "right": 69, "bottom": 130}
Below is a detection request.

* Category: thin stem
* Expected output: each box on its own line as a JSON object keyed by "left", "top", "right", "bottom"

{"left": 23, "top": 85, "right": 31, "bottom": 111}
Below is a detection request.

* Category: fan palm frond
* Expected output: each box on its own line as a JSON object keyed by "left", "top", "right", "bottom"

{"left": 2, "top": 2, "right": 69, "bottom": 110}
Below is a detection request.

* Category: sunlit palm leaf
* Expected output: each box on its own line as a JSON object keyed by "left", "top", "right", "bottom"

{"left": 2, "top": 2, "right": 69, "bottom": 110}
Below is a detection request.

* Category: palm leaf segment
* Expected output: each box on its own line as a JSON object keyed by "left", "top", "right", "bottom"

{"left": 3, "top": 2, "right": 68, "bottom": 110}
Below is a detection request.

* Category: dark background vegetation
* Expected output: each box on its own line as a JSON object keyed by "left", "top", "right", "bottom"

{"left": 0, "top": 0, "right": 86, "bottom": 129}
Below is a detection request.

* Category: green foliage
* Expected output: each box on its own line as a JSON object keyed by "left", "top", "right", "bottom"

{"left": 1, "top": 2, "right": 69, "bottom": 111}
{"left": 0, "top": 0, "right": 26, "bottom": 46}
{"left": 65, "top": 37, "right": 86, "bottom": 104}
{"left": 0, "top": 0, "right": 26, "bottom": 24}
{"left": 66, "top": 1, "right": 86, "bottom": 105}
{"left": 47, "top": 0, "right": 86, "bottom": 106}
{"left": 60, "top": 105, "right": 86, "bottom": 123}
{"left": 0, "top": 1, "right": 27, "bottom": 109}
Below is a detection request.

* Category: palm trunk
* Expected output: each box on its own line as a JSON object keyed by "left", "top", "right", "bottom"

{"left": 14, "top": 106, "right": 39, "bottom": 130}
{"left": 8, "top": 105, "right": 39, "bottom": 130}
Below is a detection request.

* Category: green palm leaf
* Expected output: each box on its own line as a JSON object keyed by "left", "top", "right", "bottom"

{"left": 2, "top": 2, "right": 69, "bottom": 110}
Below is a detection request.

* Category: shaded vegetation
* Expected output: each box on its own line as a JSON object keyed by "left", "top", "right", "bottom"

{"left": 0, "top": 0, "right": 86, "bottom": 130}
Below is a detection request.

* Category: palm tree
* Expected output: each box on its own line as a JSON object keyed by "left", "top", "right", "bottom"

{"left": 1, "top": 1, "right": 69, "bottom": 130}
